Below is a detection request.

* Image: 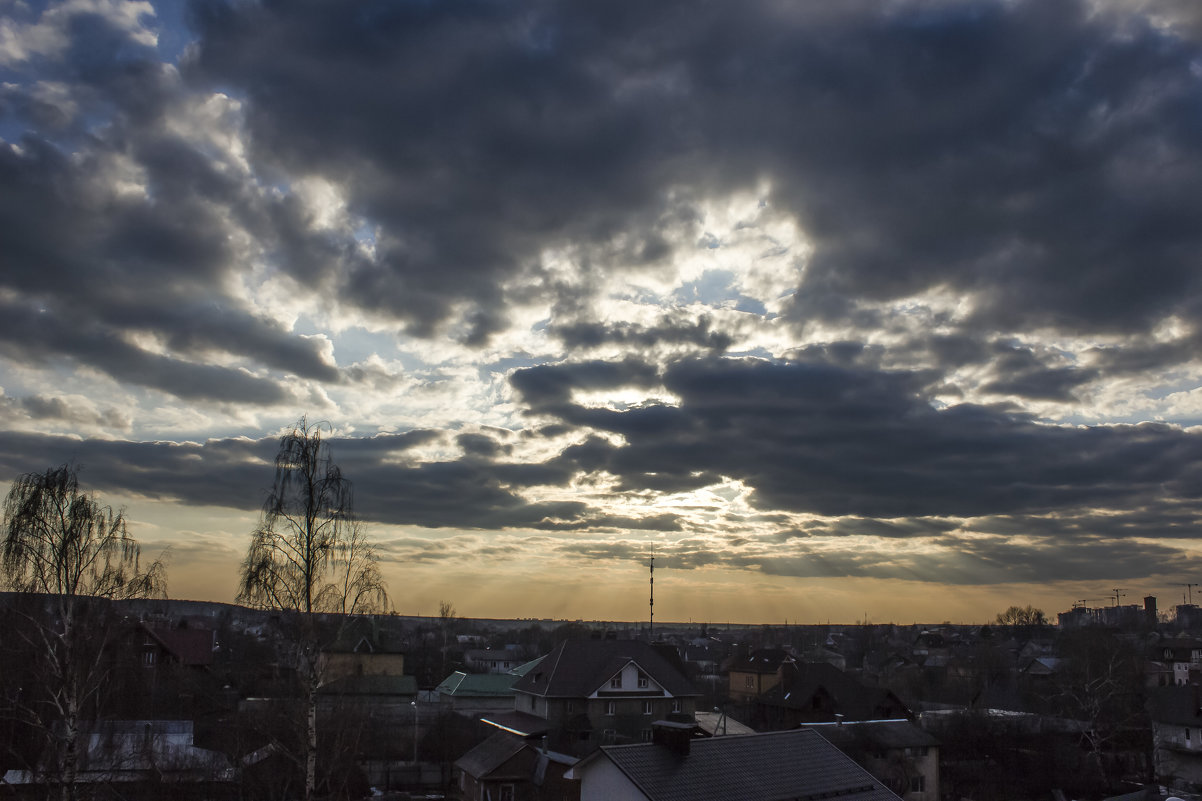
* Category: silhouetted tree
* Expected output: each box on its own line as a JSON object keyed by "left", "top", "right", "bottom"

{"left": 1, "top": 464, "right": 167, "bottom": 801}
{"left": 1051, "top": 628, "right": 1147, "bottom": 790}
{"left": 238, "top": 417, "right": 388, "bottom": 801}
{"left": 995, "top": 604, "right": 1047, "bottom": 628}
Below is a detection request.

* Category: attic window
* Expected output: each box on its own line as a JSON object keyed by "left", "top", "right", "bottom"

{"left": 610, "top": 676, "right": 621, "bottom": 689}
{"left": 637, "top": 672, "right": 649, "bottom": 689}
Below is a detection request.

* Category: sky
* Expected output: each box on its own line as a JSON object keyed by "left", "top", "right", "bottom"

{"left": 3, "top": 0, "right": 1202, "bottom": 624}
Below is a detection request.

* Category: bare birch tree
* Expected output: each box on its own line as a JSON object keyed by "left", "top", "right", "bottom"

{"left": 1, "top": 464, "right": 167, "bottom": 801}
{"left": 238, "top": 417, "right": 388, "bottom": 801}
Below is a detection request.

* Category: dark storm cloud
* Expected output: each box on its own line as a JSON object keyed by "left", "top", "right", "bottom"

{"left": 521, "top": 356, "right": 1202, "bottom": 520}
{"left": 3, "top": 0, "right": 1200, "bottom": 401}
{"left": 0, "top": 427, "right": 586, "bottom": 530}
{"left": 509, "top": 358, "right": 660, "bottom": 409}
{"left": 551, "top": 315, "right": 733, "bottom": 353}
{"left": 980, "top": 342, "right": 1099, "bottom": 401}
{"left": 0, "top": 394, "right": 131, "bottom": 430}
{"left": 178, "top": 0, "right": 1202, "bottom": 351}
{"left": 0, "top": 10, "right": 342, "bottom": 403}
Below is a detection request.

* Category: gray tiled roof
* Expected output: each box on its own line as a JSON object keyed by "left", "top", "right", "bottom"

{"left": 598, "top": 728, "right": 901, "bottom": 801}
{"left": 454, "top": 732, "right": 529, "bottom": 779}
{"left": 512, "top": 639, "right": 697, "bottom": 698}
{"left": 811, "top": 720, "right": 939, "bottom": 750}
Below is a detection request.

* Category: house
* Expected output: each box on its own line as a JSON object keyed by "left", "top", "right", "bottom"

{"left": 489, "top": 639, "right": 699, "bottom": 757}
{"left": 1149, "top": 638, "right": 1202, "bottom": 687}
{"left": 466, "top": 647, "right": 526, "bottom": 675}
{"left": 2, "top": 720, "right": 233, "bottom": 797}
{"left": 437, "top": 671, "right": 524, "bottom": 718}
{"left": 755, "top": 661, "right": 911, "bottom": 730}
{"left": 811, "top": 720, "right": 940, "bottom": 801}
{"left": 138, "top": 621, "right": 216, "bottom": 670}
{"left": 454, "top": 731, "right": 578, "bottom": 801}
{"left": 318, "top": 621, "right": 406, "bottom": 681}
{"left": 565, "top": 724, "right": 902, "bottom": 801}
{"left": 1149, "top": 685, "right": 1202, "bottom": 793}
{"left": 727, "top": 648, "right": 790, "bottom": 703}
{"left": 693, "top": 710, "right": 756, "bottom": 737}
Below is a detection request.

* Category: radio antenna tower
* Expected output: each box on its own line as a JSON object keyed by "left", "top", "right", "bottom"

{"left": 649, "top": 556, "right": 655, "bottom": 637}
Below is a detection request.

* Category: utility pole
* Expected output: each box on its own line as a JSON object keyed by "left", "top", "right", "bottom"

{"left": 649, "top": 556, "right": 655, "bottom": 637}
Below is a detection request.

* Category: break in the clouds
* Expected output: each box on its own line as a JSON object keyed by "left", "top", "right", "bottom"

{"left": 1, "top": 0, "right": 1201, "bottom": 619}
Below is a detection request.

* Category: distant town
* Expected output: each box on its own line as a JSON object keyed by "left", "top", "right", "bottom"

{"left": 5, "top": 590, "right": 1202, "bottom": 800}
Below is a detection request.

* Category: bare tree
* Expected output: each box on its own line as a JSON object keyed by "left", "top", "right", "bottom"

{"left": 238, "top": 417, "right": 388, "bottom": 801}
{"left": 995, "top": 604, "right": 1047, "bottom": 628}
{"left": 1051, "top": 628, "right": 1146, "bottom": 791}
{"left": 1, "top": 464, "right": 167, "bottom": 801}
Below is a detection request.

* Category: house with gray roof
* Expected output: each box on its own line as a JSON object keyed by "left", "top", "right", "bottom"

{"left": 566, "top": 724, "right": 903, "bottom": 801}
{"left": 1149, "top": 684, "right": 1202, "bottom": 793}
{"left": 756, "top": 661, "right": 911, "bottom": 730}
{"left": 494, "top": 639, "right": 700, "bottom": 757}
{"left": 811, "top": 721, "right": 940, "bottom": 801}
{"left": 454, "top": 730, "right": 577, "bottom": 801}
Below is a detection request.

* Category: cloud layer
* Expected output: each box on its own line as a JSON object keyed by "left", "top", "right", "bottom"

{"left": 1, "top": 0, "right": 1202, "bottom": 617}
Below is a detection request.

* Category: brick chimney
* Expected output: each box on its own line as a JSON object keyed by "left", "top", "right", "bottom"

{"left": 651, "top": 720, "right": 695, "bottom": 756}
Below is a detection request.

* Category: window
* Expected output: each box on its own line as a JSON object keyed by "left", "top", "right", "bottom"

{"left": 1188, "top": 728, "right": 1192, "bottom": 741}
{"left": 529, "top": 695, "right": 536, "bottom": 711}
{"left": 142, "top": 651, "right": 156, "bottom": 668}
{"left": 641, "top": 729, "right": 653, "bottom": 742}
{"left": 499, "top": 783, "right": 516, "bottom": 801}
{"left": 909, "top": 776, "right": 925, "bottom": 793}
{"left": 672, "top": 699, "right": 682, "bottom": 714}
{"left": 637, "top": 672, "right": 649, "bottom": 689}
{"left": 744, "top": 675, "right": 755, "bottom": 688}
{"left": 610, "top": 675, "right": 622, "bottom": 689}
{"left": 643, "top": 701, "right": 653, "bottom": 715}
{"left": 566, "top": 701, "right": 576, "bottom": 713}
{"left": 606, "top": 701, "right": 616, "bottom": 716}
{"left": 603, "top": 728, "right": 616, "bottom": 743}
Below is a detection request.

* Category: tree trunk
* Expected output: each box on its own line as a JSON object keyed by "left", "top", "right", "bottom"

{"left": 306, "top": 658, "right": 318, "bottom": 801}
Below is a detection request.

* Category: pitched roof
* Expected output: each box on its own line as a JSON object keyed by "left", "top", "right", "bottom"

{"left": 455, "top": 731, "right": 530, "bottom": 779}
{"left": 479, "top": 710, "right": 551, "bottom": 737}
{"left": 760, "top": 661, "right": 911, "bottom": 721}
{"left": 436, "top": 671, "right": 520, "bottom": 697}
{"left": 509, "top": 656, "right": 545, "bottom": 677}
{"left": 811, "top": 720, "right": 939, "bottom": 751}
{"left": 317, "top": 674, "right": 417, "bottom": 697}
{"left": 590, "top": 728, "right": 900, "bottom": 801}
{"left": 141, "top": 623, "right": 214, "bottom": 667}
{"left": 729, "top": 648, "right": 791, "bottom": 674}
{"left": 512, "top": 640, "right": 697, "bottom": 699}
{"left": 1148, "top": 685, "right": 1202, "bottom": 726}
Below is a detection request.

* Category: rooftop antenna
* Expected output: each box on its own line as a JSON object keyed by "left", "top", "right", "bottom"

{"left": 649, "top": 556, "right": 655, "bottom": 637}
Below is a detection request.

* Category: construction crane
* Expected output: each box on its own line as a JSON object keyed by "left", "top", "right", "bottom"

{"left": 1074, "top": 598, "right": 1108, "bottom": 609}
{"left": 1174, "top": 583, "right": 1199, "bottom": 605}
{"left": 1111, "top": 588, "right": 1127, "bottom": 607}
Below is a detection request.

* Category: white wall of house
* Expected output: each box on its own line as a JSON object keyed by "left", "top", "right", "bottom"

{"left": 577, "top": 756, "right": 647, "bottom": 801}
